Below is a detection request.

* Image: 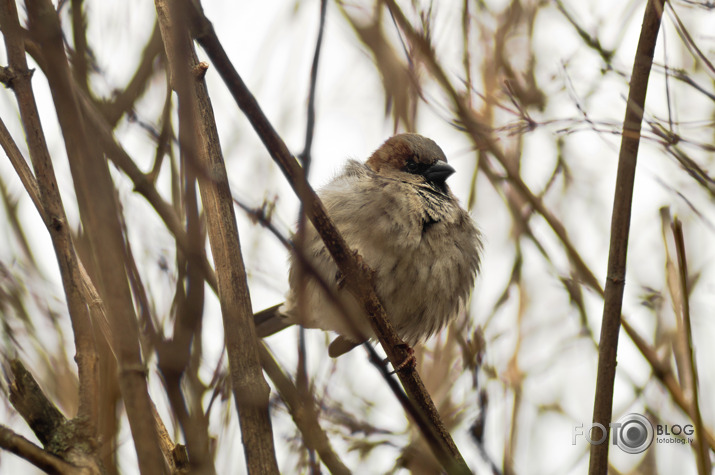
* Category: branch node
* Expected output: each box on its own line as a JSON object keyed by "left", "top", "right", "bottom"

{"left": 192, "top": 61, "right": 209, "bottom": 79}
{"left": 0, "top": 65, "right": 33, "bottom": 88}
{"left": 49, "top": 215, "right": 64, "bottom": 232}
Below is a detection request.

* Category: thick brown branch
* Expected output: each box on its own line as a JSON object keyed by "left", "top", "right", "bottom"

{"left": 7, "top": 360, "right": 102, "bottom": 474}
{"left": 8, "top": 360, "right": 66, "bottom": 447}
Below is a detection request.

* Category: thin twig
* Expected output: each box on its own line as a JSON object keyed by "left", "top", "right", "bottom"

{"left": 259, "top": 345, "right": 351, "bottom": 475}
{"left": 553, "top": 0, "right": 614, "bottom": 64}
{"left": 299, "top": 0, "right": 327, "bottom": 170}
{"left": 97, "top": 23, "right": 164, "bottom": 127}
{"left": 619, "top": 317, "right": 715, "bottom": 451}
{"left": 295, "top": 3, "right": 328, "bottom": 468}
{"left": 666, "top": 2, "right": 715, "bottom": 78}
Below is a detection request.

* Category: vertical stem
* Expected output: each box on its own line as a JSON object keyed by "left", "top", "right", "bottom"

{"left": 0, "top": 0, "right": 99, "bottom": 437}
{"left": 589, "top": 0, "right": 665, "bottom": 473}
{"left": 154, "top": 1, "right": 279, "bottom": 473}
{"left": 25, "top": 1, "right": 165, "bottom": 472}
{"left": 672, "top": 220, "right": 711, "bottom": 475}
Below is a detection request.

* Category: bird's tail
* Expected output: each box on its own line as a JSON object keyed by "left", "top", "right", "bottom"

{"left": 254, "top": 303, "right": 293, "bottom": 337}
{"left": 254, "top": 304, "right": 363, "bottom": 358}
{"left": 328, "top": 335, "right": 361, "bottom": 357}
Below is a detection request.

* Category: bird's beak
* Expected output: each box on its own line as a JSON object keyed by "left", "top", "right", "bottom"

{"left": 423, "top": 160, "right": 455, "bottom": 184}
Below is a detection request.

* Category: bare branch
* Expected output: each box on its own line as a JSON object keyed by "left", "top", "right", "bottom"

{"left": 7, "top": 360, "right": 102, "bottom": 474}
{"left": 589, "top": 0, "right": 665, "bottom": 472}
{"left": 0, "top": 0, "right": 100, "bottom": 436}
{"left": 0, "top": 425, "right": 78, "bottom": 475}
{"left": 672, "top": 219, "right": 711, "bottom": 474}
{"left": 299, "top": 0, "right": 327, "bottom": 169}
{"left": 259, "top": 345, "right": 351, "bottom": 475}
{"left": 24, "top": 0, "right": 165, "bottom": 471}
{"left": 8, "top": 360, "right": 66, "bottom": 447}
{"left": 154, "top": 1, "right": 279, "bottom": 472}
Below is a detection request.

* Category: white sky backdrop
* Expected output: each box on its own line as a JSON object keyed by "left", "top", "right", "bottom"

{"left": 0, "top": 0, "right": 714, "bottom": 473}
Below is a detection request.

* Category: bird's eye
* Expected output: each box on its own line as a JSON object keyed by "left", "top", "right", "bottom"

{"left": 405, "top": 159, "right": 419, "bottom": 173}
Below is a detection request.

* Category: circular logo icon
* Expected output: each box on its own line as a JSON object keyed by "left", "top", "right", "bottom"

{"left": 615, "top": 413, "right": 654, "bottom": 454}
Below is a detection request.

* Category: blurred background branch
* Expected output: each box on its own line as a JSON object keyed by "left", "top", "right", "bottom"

{"left": 0, "top": 0, "right": 712, "bottom": 473}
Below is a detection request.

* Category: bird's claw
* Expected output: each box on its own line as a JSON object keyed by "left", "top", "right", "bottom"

{"left": 353, "top": 249, "right": 376, "bottom": 283}
{"left": 387, "top": 344, "right": 416, "bottom": 374}
{"left": 335, "top": 270, "right": 346, "bottom": 289}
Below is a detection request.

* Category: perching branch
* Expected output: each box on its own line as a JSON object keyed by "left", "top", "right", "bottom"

{"left": 238, "top": 198, "right": 466, "bottom": 475}
{"left": 187, "top": 3, "right": 470, "bottom": 473}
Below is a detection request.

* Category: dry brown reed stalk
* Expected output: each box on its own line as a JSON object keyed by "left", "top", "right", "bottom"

{"left": 0, "top": 1, "right": 713, "bottom": 473}
{"left": 23, "top": 0, "right": 166, "bottom": 471}
{"left": 154, "top": 0, "right": 279, "bottom": 472}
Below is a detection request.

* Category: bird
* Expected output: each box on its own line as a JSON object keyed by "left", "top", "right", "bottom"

{"left": 254, "top": 133, "right": 482, "bottom": 357}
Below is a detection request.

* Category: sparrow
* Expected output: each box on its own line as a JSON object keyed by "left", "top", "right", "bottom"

{"left": 255, "top": 133, "right": 482, "bottom": 357}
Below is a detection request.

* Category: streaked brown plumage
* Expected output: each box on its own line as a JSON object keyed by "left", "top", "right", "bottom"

{"left": 255, "top": 133, "right": 482, "bottom": 356}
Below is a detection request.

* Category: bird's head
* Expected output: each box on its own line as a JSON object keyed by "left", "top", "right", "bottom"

{"left": 366, "top": 134, "right": 455, "bottom": 194}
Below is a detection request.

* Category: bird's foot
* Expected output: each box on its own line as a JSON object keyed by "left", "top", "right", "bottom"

{"left": 353, "top": 249, "right": 376, "bottom": 283}
{"left": 388, "top": 343, "right": 416, "bottom": 374}
{"left": 335, "top": 270, "right": 346, "bottom": 289}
